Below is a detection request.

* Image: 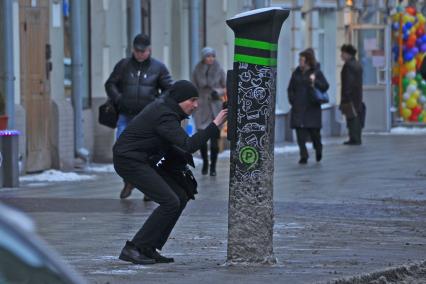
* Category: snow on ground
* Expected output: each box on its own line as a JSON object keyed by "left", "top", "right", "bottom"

{"left": 85, "top": 163, "right": 115, "bottom": 173}
{"left": 389, "top": 127, "right": 426, "bottom": 135}
{"left": 19, "top": 170, "right": 96, "bottom": 182}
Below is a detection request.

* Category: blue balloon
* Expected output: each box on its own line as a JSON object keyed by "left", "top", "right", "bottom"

{"left": 422, "top": 35, "right": 426, "bottom": 43}
{"left": 411, "top": 47, "right": 419, "bottom": 55}
{"left": 392, "top": 22, "right": 399, "bottom": 31}
{"left": 403, "top": 32, "right": 410, "bottom": 41}
{"left": 404, "top": 51, "right": 414, "bottom": 62}
{"left": 405, "top": 22, "right": 413, "bottom": 31}
{"left": 392, "top": 45, "right": 399, "bottom": 55}
{"left": 417, "top": 38, "right": 423, "bottom": 47}
{"left": 402, "top": 26, "right": 408, "bottom": 33}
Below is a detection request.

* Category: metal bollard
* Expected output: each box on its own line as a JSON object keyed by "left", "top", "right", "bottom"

{"left": 0, "top": 130, "right": 20, "bottom": 187}
{"left": 226, "top": 7, "right": 289, "bottom": 264}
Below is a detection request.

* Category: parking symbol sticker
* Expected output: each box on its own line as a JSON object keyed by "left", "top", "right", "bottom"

{"left": 239, "top": 146, "right": 259, "bottom": 168}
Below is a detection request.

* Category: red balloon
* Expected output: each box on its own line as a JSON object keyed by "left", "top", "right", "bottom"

{"left": 392, "top": 76, "right": 400, "bottom": 85}
{"left": 416, "top": 26, "right": 425, "bottom": 37}
{"left": 412, "top": 105, "right": 422, "bottom": 115}
{"left": 406, "top": 35, "right": 417, "bottom": 48}
{"left": 409, "top": 113, "right": 419, "bottom": 121}
{"left": 406, "top": 6, "right": 417, "bottom": 16}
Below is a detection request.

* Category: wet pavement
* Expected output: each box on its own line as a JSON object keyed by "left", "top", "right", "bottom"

{"left": 1, "top": 134, "right": 426, "bottom": 283}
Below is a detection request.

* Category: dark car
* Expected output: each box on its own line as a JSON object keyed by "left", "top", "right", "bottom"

{"left": 0, "top": 203, "right": 87, "bottom": 284}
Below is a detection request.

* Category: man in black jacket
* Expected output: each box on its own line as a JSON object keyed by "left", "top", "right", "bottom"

{"left": 105, "top": 33, "right": 173, "bottom": 199}
{"left": 113, "top": 80, "right": 227, "bottom": 264}
{"left": 420, "top": 57, "right": 426, "bottom": 81}
{"left": 340, "top": 44, "right": 364, "bottom": 145}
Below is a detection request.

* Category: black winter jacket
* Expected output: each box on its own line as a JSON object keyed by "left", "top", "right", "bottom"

{"left": 105, "top": 56, "right": 173, "bottom": 115}
{"left": 288, "top": 66, "right": 329, "bottom": 129}
{"left": 113, "top": 96, "right": 219, "bottom": 166}
{"left": 420, "top": 57, "right": 426, "bottom": 81}
{"left": 340, "top": 58, "right": 363, "bottom": 112}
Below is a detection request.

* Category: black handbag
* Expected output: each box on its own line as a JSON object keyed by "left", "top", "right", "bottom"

{"left": 98, "top": 99, "right": 118, "bottom": 129}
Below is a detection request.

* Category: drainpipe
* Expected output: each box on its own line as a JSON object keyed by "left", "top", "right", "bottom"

{"left": 71, "top": 0, "right": 89, "bottom": 162}
{"left": 254, "top": 0, "right": 268, "bottom": 9}
{"left": 190, "top": 0, "right": 200, "bottom": 72}
{"left": 2, "top": 0, "right": 15, "bottom": 128}
{"left": 131, "top": 0, "right": 142, "bottom": 40}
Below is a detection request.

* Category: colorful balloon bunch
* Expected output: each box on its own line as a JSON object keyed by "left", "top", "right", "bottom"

{"left": 391, "top": 6, "right": 426, "bottom": 122}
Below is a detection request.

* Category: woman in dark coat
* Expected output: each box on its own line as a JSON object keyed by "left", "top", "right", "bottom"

{"left": 288, "top": 50, "right": 329, "bottom": 164}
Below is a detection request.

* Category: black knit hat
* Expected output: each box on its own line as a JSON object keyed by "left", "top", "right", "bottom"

{"left": 168, "top": 80, "right": 199, "bottom": 103}
{"left": 341, "top": 44, "right": 357, "bottom": 56}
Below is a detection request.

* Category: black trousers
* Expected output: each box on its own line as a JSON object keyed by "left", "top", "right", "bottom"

{"left": 346, "top": 116, "right": 362, "bottom": 143}
{"left": 295, "top": 128, "right": 322, "bottom": 159}
{"left": 199, "top": 130, "right": 219, "bottom": 167}
{"left": 114, "top": 158, "right": 188, "bottom": 250}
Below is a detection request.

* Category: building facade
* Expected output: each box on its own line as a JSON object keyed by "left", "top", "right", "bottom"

{"left": 0, "top": 0, "right": 405, "bottom": 173}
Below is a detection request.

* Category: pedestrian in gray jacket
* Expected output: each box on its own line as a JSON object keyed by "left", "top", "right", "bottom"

{"left": 191, "top": 47, "right": 226, "bottom": 176}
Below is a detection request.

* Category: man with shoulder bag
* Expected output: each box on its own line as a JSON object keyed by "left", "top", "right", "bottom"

{"left": 339, "top": 44, "right": 364, "bottom": 145}
{"left": 113, "top": 80, "right": 227, "bottom": 264}
{"left": 105, "top": 33, "right": 173, "bottom": 200}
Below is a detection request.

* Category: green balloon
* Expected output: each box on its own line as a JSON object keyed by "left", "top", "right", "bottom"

{"left": 402, "top": 78, "right": 410, "bottom": 91}
{"left": 416, "top": 74, "right": 423, "bottom": 82}
{"left": 419, "top": 114, "right": 424, "bottom": 122}
{"left": 394, "top": 94, "right": 400, "bottom": 106}
{"left": 420, "top": 80, "right": 426, "bottom": 88}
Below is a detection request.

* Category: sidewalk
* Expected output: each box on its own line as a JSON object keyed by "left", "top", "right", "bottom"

{"left": 1, "top": 133, "right": 426, "bottom": 283}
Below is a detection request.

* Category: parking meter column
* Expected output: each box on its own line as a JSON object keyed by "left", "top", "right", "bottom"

{"left": 226, "top": 8, "right": 289, "bottom": 264}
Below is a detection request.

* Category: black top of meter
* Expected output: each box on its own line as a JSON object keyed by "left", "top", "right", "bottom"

{"left": 226, "top": 7, "right": 289, "bottom": 44}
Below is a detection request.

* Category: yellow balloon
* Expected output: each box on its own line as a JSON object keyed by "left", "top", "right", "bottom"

{"left": 418, "top": 14, "right": 426, "bottom": 24}
{"left": 405, "top": 60, "right": 416, "bottom": 71}
{"left": 406, "top": 97, "right": 418, "bottom": 109}
{"left": 412, "top": 90, "right": 420, "bottom": 99}
{"left": 392, "top": 66, "right": 400, "bottom": 76}
{"left": 392, "top": 13, "right": 401, "bottom": 22}
{"left": 409, "top": 79, "right": 418, "bottom": 86}
{"left": 402, "top": 108, "right": 412, "bottom": 119}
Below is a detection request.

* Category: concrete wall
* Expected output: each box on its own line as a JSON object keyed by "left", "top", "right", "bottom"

{"left": 91, "top": 0, "right": 127, "bottom": 162}
{"left": 49, "top": 0, "right": 75, "bottom": 170}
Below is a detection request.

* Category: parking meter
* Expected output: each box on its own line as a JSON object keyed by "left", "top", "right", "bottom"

{"left": 226, "top": 7, "right": 289, "bottom": 264}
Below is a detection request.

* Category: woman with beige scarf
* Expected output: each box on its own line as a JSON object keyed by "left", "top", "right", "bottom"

{"left": 191, "top": 47, "right": 226, "bottom": 176}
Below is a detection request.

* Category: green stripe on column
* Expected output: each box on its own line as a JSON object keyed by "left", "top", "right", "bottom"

{"left": 234, "top": 54, "right": 277, "bottom": 66}
{"left": 235, "top": 38, "right": 278, "bottom": 51}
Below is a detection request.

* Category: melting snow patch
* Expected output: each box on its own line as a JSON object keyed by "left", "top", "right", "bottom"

{"left": 20, "top": 170, "right": 96, "bottom": 182}
{"left": 84, "top": 163, "right": 115, "bottom": 173}
{"left": 390, "top": 127, "right": 426, "bottom": 135}
{"left": 369, "top": 127, "right": 426, "bottom": 135}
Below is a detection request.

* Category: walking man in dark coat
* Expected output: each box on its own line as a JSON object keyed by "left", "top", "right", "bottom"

{"left": 420, "top": 56, "right": 426, "bottom": 80}
{"left": 340, "top": 44, "right": 364, "bottom": 145}
{"left": 105, "top": 33, "right": 173, "bottom": 199}
{"left": 113, "top": 80, "right": 227, "bottom": 264}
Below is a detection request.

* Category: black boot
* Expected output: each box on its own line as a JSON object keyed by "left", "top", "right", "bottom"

{"left": 140, "top": 247, "right": 174, "bottom": 263}
{"left": 200, "top": 143, "right": 208, "bottom": 175}
{"left": 210, "top": 147, "right": 218, "bottom": 176}
{"left": 118, "top": 241, "right": 155, "bottom": 265}
{"left": 120, "top": 182, "right": 134, "bottom": 199}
